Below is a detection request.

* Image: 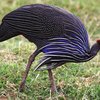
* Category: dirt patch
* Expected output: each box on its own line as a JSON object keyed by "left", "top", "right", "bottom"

{"left": 0, "top": 96, "right": 8, "bottom": 100}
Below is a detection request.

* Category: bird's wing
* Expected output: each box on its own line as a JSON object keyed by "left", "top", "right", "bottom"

{"left": 2, "top": 4, "right": 90, "bottom": 52}
{"left": 2, "top": 4, "right": 64, "bottom": 39}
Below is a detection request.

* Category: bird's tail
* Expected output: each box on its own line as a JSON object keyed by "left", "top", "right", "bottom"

{"left": 0, "top": 23, "right": 4, "bottom": 39}
{"left": 0, "top": 22, "right": 19, "bottom": 42}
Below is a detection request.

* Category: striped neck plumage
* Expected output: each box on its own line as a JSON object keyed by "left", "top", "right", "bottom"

{"left": 89, "top": 42, "right": 100, "bottom": 58}
{"left": 79, "top": 41, "right": 100, "bottom": 62}
{"left": 41, "top": 37, "right": 100, "bottom": 63}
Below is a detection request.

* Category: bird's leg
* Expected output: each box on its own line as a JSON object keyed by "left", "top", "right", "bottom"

{"left": 48, "top": 69, "right": 57, "bottom": 94}
{"left": 19, "top": 50, "right": 39, "bottom": 92}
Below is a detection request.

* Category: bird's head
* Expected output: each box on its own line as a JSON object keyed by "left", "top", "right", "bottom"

{"left": 96, "top": 39, "right": 100, "bottom": 51}
{"left": 96, "top": 39, "right": 100, "bottom": 45}
{"left": 96, "top": 39, "right": 100, "bottom": 52}
{"left": 90, "top": 39, "right": 100, "bottom": 57}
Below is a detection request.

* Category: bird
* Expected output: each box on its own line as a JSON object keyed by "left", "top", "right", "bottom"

{"left": 0, "top": 4, "right": 100, "bottom": 93}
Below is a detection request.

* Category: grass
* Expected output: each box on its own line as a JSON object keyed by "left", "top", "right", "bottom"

{"left": 0, "top": 0, "right": 100, "bottom": 100}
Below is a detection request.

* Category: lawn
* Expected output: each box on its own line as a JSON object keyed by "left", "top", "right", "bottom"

{"left": 0, "top": 0, "right": 100, "bottom": 100}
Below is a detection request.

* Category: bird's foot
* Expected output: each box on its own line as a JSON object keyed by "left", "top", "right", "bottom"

{"left": 50, "top": 85, "right": 58, "bottom": 94}
{"left": 50, "top": 89, "right": 58, "bottom": 96}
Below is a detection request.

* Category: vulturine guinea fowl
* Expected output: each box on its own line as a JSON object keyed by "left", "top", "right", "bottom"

{"left": 0, "top": 4, "right": 100, "bottom": 93}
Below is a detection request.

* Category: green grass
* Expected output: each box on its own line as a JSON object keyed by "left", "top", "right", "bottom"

{"left": 0, "top": 0, "right": 100, "bottom": 100}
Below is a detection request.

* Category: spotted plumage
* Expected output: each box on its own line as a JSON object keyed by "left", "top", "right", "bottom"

{"left": 0, "top": 4, "right": 100, "bottom": 92}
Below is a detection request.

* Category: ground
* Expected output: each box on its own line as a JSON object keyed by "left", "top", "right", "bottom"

{"left": 0, "top": 0, "right": 100, "bottom": 100}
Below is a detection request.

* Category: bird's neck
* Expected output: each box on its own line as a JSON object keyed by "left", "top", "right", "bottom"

{"left": 90, "top": 43, "right": 100, "bottom": 55}
{"left": 85, "top": 43, "right": 100, "bottom": 61}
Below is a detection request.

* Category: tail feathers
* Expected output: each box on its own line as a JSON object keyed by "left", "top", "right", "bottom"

{"left": 0, "top": 23, "right": 9, "bottom": 42}
{"left": 0, "top": 23, "right": 4, "bottom": 38}
{"left": 0, "top": 22, "right": 18, "bottom": 42}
